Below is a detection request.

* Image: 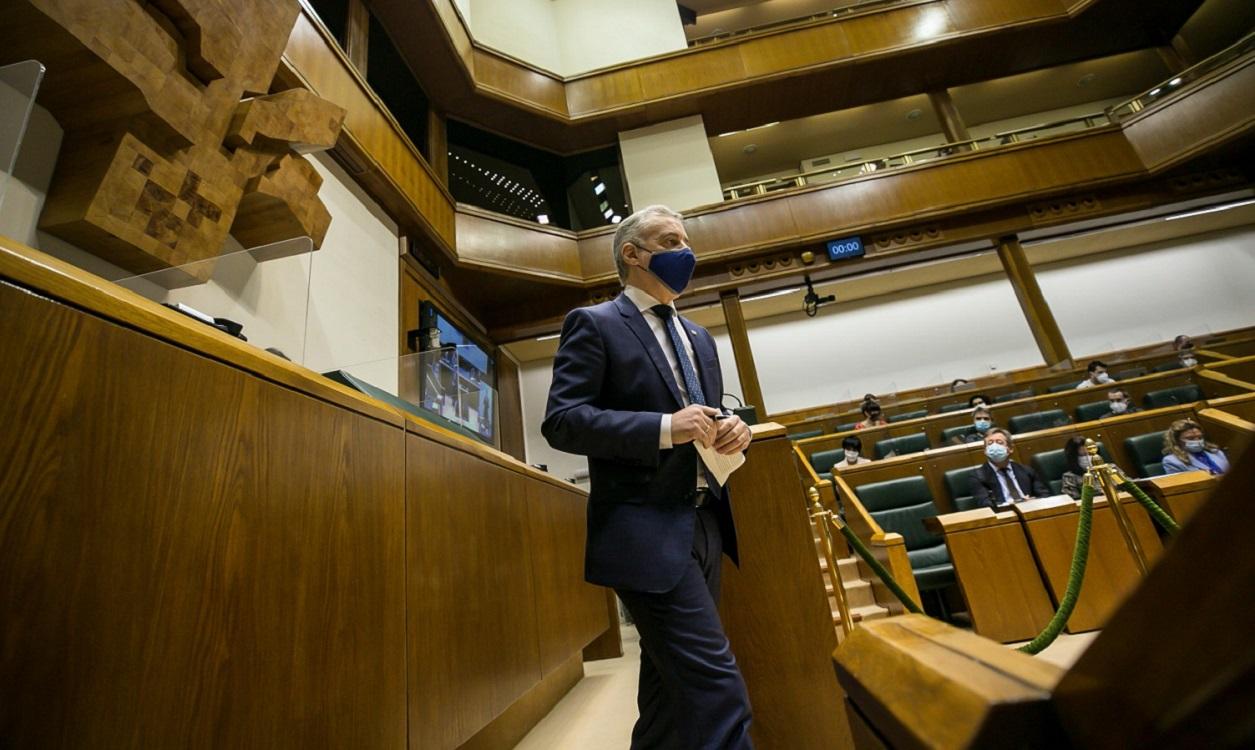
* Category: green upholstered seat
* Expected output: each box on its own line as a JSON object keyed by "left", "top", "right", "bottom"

{"left": 1047, "top": 382, "right": 1076, "bottom": 393}
{"left": 873, "top": 433, "right": 930, "bottom": 459}
{"left": 809, "top": 448, "right": 845, "bottom": 474}
{"left": 1152, "top": 361, "right": 1184, "bottom": 373}
{"left": 836, "top": 421, "right": 859, "bottom": 433}
{"left": 888, "top": 409, "right": 928, "bottom": 423}
{"left": 1114, "top": 366, "right": 1147, "bottom": 380}
{"left": 819, "top": 472, "right": 832, "bottom": 483}
{"left": 938, "top": 403, "right": 970, "bottom": 413}
{"left": 993, "top": 389, "right": 1033, "bottom": 403}
{"left": 943, "top": 466, "right": 980, "bottom": 510}
{"left": 791, "top": 429, "right": 823, "bottom": 441}
{"left": 1006, "top": 409, "right": 1070, "bottom": 435}
{"left": 1124, "top": 432, "right": 1167, "bottom": 477}
{"left": 1075, "top": 400, "right": 1110, "bottom": 423}
{"left": 1143, "top": 384, "right": 1203, "bottom": 409}
{"left": 941, "top": 425, "right": 977, "bottom": 443}
{"left": 854, "top": 477, "right": 955, "bottom": 591}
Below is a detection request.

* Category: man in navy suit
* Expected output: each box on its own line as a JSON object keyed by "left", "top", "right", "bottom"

{"left": 543, "top": 205, "right": 754, "bottom": 749}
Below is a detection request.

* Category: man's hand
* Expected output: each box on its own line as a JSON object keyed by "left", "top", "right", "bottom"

{"left": 671, "top": 405, "right": 720, "bottom": 447}
{"left": 713, "top": 414, "right": 752, "bottom": 455}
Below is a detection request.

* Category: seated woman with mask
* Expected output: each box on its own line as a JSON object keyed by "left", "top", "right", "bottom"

{"left": 1162, "top": 419, "right": 1230, "bottom": 475}
{"left": 1060, "top": 436, "right": 1092, "bottom": 500}
{"left": 837, "top": 435, "right": 870, "bottom": 469}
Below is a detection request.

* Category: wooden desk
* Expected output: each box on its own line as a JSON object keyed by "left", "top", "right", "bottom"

{"left": 925, "top": 509, "right": 1055, "bottom": 643}
{"left": 1014, "top": 495, "right": 1161, "bottom": 633}
{"left": 1138, "top": 471, "right": 1219, "bottom": 527}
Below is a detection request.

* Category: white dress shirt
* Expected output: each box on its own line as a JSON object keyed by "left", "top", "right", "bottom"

{"left": 623, "top": 285, "right": 701, "bottom": 450}
{"left": 988, "top": 461, "right": 1026, "bottom": 505}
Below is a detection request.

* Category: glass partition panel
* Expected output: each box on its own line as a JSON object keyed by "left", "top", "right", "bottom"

{"left": 331, "top": 348, "right": 499, "bottom": 446}
{"left": 0, "top": 60, "right": 45, "bottom": 224}
{"left": 114, "top": 237, "right": 315, "bottom": 365}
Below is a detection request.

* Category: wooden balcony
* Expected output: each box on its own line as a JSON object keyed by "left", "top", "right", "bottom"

{"left": 366, "top": 0, "right": 1200, "bottom": 152}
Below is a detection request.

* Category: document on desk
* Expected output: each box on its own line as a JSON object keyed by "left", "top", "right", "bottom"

{"left": 696, "top": 443, "right": 746, "bottom": 486}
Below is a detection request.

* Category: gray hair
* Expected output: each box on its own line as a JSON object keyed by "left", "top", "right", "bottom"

{"left": 611, "top": 204, "right": 684, "bottom": 282}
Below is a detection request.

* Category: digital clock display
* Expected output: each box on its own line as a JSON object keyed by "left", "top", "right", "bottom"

{"left": 826, "top": 236, "right": 864, "bottom": 261}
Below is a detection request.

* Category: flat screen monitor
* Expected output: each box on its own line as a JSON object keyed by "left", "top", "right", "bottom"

{"left": 418, "top": 302, "right": 495, "bottom": 443}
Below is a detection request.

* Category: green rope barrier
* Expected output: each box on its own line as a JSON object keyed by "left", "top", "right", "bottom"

{"left": 1017, "top": 481, "right": 1096, "bottom": 655}
{"left": 1117, "top": 480, "right": 1181, "bottom": 535}
{"left": 833, "top": 520, "right": 924, "bottom": 615}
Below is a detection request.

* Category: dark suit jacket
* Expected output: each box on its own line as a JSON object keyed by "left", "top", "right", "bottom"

{"left": 542, "top": 293, "right": 738, "bottom": 593}
{"left": 969, "top": 461, "right": 1051, "bottom": 509}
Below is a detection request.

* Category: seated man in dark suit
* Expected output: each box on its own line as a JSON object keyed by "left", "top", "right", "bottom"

{"left": 969, "top": 428, "right": 1051, "bottom": 509}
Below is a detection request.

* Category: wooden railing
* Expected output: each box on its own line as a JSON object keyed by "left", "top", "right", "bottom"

{"left": 722, "top": 112, "right": 1112, "bottom": 200}
{"left": 686, "top": 0, "right": 928, "bottom": 47}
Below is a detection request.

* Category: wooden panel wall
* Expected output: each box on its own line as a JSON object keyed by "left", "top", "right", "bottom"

{"left": 0, "top": 239, "right": 609, "bottom": 749}
{"left": 0, "top": 280, "right": 408, "bottom": 747}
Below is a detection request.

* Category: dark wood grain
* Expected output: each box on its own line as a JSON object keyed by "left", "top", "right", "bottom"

{"left": 0, "top": 279, "right": 408, "bottom": 748}
{"left": 720, "top": 426, "right": 854, "bottom": 749}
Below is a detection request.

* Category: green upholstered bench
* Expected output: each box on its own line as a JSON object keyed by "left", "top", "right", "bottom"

{"left": 873, "top": 433, "right": 930, "bottom": 459}
{"left": 1006, "top": 409, "right": 1070, "bottom": 435}
{"left": 1124, "top": 432, "right": 1168, "bottom": 477}
{"left": 854, "top": 476, "right": 955, "bottom": 592}
{"left": 1142, "top": 384, "right": 1203, "bottom": 409}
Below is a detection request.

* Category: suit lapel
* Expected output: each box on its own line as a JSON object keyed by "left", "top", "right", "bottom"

{"left": 615, "top": 294, "right": 684, "bottom": 409}
{"left": 683, "top": 315, "right": 720, "bottom": 409}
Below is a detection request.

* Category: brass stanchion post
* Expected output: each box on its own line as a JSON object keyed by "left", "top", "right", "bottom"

{"left": 1083, "top": 439, "right": 1150, "bottom": 575}
{"left": 809, "top": 487, "right": 854, "bottom": 636}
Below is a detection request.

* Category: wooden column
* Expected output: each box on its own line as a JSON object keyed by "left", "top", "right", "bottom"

{"left": 719, "top": 290, "right": 766, "bottom": 414}
{"left": 428, "top": 108, "right": 449, "bottom": 185}
{"left": 996, "top": 235, "right": 1072, "bottom": 366}
{"left": 345, "top": 0, "right": 370, "bottom": 74}
{"left": 928, "top": 89, "right": 971, "bottom": 143}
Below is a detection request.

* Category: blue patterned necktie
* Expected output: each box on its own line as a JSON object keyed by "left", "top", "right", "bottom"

{"left": 651, "top": 305, "right": 706, "bottom": 407}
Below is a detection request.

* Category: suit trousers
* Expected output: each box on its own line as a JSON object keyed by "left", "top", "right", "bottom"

{"left": 616, "top": 505, "right": 754, "bottom": 750}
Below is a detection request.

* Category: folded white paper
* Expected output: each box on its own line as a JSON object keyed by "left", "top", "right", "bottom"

{"left": 696, "top": 442, "right": 746, "bottom": 487}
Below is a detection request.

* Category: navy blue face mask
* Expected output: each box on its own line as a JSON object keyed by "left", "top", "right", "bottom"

{"left": 643, "top": 246, "right": 696, "bottom": 293}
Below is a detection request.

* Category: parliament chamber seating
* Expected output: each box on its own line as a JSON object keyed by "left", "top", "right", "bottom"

{"left": 994, "top": 388, "right": 1034, "bottom": 403}
{"left": 1143, "top": 383, "right": 1204, "bottom": 408}
{"left": 837, "top": 420, "right": 859, "bottom": 432}
{"left": 943, "top": 466, "right": 982, "bottom": 511}
{"left": 1153, "top": 360, "right": 1186, "bottom": 372}
{"left": 874, "top": 433, "right": 930, "bottom": 459}
{"left": 1030, "top": 442, "right": 1111, "bottom": 495}
{"left": 1124, "top": 431, "right": 1168, "bottom": 477}
{"left": 1047, "top": 382, "right": 1077, "bottom": 393}
{"left": 1115, "top": 365, "right": 1149, "bottom": 380}
{"left": 791, "top": 428, "right": 823, "bottom": 441}
{"left": 887, "top": 408, "right": 928, "bottom": 423}
{"left": 941, "top": 424, "right": 978, "bottom": 443}
{"left": 809, "top": 448, "right": 846, "bottom": 479}
{"left": 1006, "top": 408, "right": 1070, "bottom": 435}
{"left": 853, "top": 478, "right": 956, "bottom": 594}
{"left": 938, "top": 402, "right": 972, "bottom": 413}
{"left": 1074, "top": 400, "right": 1111, "bottom": 422}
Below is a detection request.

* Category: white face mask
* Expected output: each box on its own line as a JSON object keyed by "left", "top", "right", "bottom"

{"left": 1078, "top": 455, "right": 1092, "bottom": 470}
{"left": 1181, "top": 356, "right": 1198, "bottom": 367}
{"left": 844, "top": 449, "right": 860, "bottom": 463}
{"left": 985, "top": 443, "right": 1009, "bottom": 463}
{"left": 1109, "top": 400, "right": 1129, "bottom": 414}
{"left": 1095, "top": 372, "right": 1112, "bottom": 384}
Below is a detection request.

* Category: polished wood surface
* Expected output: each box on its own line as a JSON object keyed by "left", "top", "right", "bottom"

{"left": 834, "top": 615, "right": 1066, "bottom": 749}
{"left": 1197, "top": 404, "right": 1255, "bottom": 459}
{"left": 720, "top": 290, "right": 767, "bottom": 414}
{"left": 582, "top": 589, "right": 625, "bottom": 662}
{"left": 1141, "top": 470, "right": 1219, "bottom": 526}
{"left": 720, "top": 424, "right": 854, "bottom": 749}
{"left": 829, "top": 471, "right": 922, "bottom": 613}
{"left": 2, "top": 0, "right": 344, "bottom": 279}
{"left": 926, "top": 510, "right": 1056, "bottom": 643}
{"left": 1205, "top": 354, "right": 1255, "bottom": 387}
{"left": 458, "top": 652, "right": 584, "bottom": 750}
{"left": 1052, "top": 442, "right": 1255, "bottom": 748}
{"left": 0, "top": 239, "right": 609, "bottom": 748}
{"left": 1015, "top": 494, "right": 1161, "bottom": 633}
{"left": 496, "top": 347, "right": 527, "bottom": 461}
{"left": 996, "top": 234, "right": 1071, "bottom": 366}
{"left": 453, "top": 204, "right": 583, "bottom": 282}
{"left": 0, "top": 278, "right": 408, "bottom": 747}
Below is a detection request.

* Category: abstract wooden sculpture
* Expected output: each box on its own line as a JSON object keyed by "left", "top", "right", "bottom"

{"left": 0, "top": 0, "right": 345, "bottom": 286}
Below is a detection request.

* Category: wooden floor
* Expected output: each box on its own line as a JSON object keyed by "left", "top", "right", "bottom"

{"left": 517, "top": 625, "right": 1097, "bottom": 748}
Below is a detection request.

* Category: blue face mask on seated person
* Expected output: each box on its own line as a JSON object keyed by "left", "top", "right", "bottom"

{"left": 985, "top": 442, "right": 1009, "bottom": 463}
{"left": 644, "top": 246, "right": 697, "bottom": 293}
{"left": 1184, "top": 439, "right": 1206, "bottom": 454}
{"left": 974, "top": 418, "right": 991, "bottom": 432}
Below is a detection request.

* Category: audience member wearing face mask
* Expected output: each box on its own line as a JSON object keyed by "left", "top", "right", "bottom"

{"left": 838, "top": 435, "right": 869, "bottom": 469}
{"left": 1101, "top": 388, "right": 1140, "bottom": 418}
{"left": 1075, "top": 360, "right": 1113, "bottom": 389}
{"left": 1059, "top": 436, "right": 1094, "bottom": 500}
{"left": 969, "top": 428, "right": 1051, "bottom": 509}
{"left": 854, "top": 400, "right": 887, "bottom": 430}
{"left": 952, "top": 406, "right": 994, "bottom": 444}
{"left": 967, "top": 393, "right": 991, "bottom": 409}
{"left": 1162, "top": 419, "right": 1229, "bottom": 476}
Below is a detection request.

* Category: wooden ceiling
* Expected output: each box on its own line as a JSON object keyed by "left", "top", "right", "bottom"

{"left": 367, "top": 0, "right": 1202, "bottom": 153}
